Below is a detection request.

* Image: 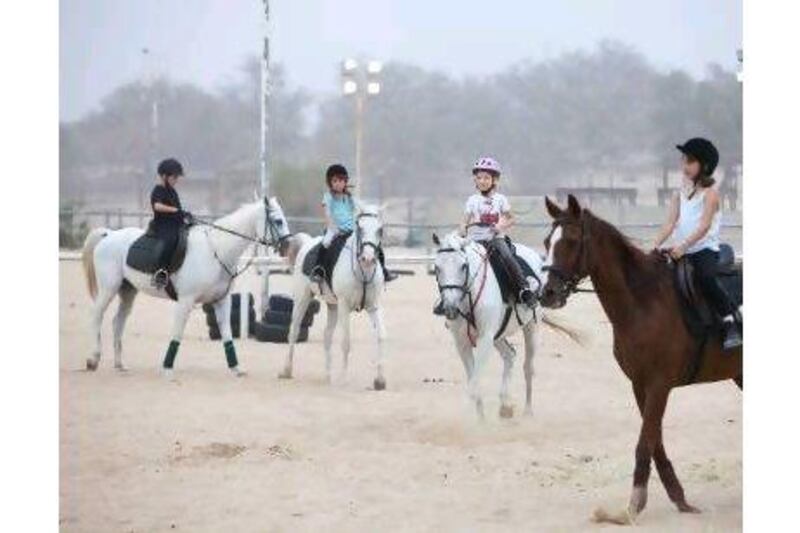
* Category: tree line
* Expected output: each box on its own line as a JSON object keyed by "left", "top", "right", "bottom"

{"left": 60, "top": 40, "right": 741, "bottom": 216}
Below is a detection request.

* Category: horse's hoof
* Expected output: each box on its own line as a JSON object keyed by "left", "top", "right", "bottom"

{"left": 277, "top": 370, "right": 293, "bottom": 380}
{"left": 230, "top": 367, "right": 247, "bottom": 378}
{"left": 499, "top": 404, "right": 514, "bottom": 419}
{"left": 162, "top": 368, "right": 177, "bottom": 382}
{"left": 373, "top": 377, "right": 386, "bottom": 391}
{"left": 86, "top": 358, "right": 98, "bottom": 371}
{"left": 114, "top": 364, "right": 128, "bottom": 372}
{"left": 524, "top": 405, "right": 533, "bottom": 416}
{"left": 677, "top": 502, "right": 701, "bottom": 514}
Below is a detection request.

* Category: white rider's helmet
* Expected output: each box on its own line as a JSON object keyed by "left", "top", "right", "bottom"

{"left": 472, "top": 156, "right": 502, "bottom": 176}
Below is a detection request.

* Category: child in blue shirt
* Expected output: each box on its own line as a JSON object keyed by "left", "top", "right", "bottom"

{"left": 311, "top": 164, "right": 396, "bottom": 282}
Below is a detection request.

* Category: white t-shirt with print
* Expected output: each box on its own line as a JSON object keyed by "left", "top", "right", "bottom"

{"left": 464, "top": 192, "right": 511, "bottom": 241}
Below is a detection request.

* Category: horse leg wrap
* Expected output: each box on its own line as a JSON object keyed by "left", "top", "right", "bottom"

{"left": 224, "top": 340, "right": 238, "bottom": 368}
{"left": 163, "top": 340, "right": 180, "bottom": 369}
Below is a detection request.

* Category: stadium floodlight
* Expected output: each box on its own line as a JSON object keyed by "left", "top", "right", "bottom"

{"left": 367, "top": 60, "right": 383, "bottom": 75}
{"left": 342, "top": 58, "right": 359, "bottom": 73}
{"left": 367, "top": 81, "right": 381, "bottom": 95}
{"left": 342, "top": 80, "right": 358, "bottom": 95}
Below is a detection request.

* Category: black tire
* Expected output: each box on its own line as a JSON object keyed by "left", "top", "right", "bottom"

{"left": 263, "top": 309, "right": 315, "bottom": 328}
{"left": 268, "top": 294, "right": 294, "bottom": 313}
{"left": 263, "top": 309, "right": 292, "bottom": 326}
{"left": 251, "top": 322, "right": 308, "bottom": 343}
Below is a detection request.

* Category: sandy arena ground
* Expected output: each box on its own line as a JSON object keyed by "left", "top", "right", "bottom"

{"left": 60, "top": 260, "right": 741, "bottom": 532}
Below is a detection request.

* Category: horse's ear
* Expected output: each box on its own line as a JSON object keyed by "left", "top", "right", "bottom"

{"left": 544, "top": 196, "right": 562, "bottom": 219}
{"left": 567, "top": 194, "right": 581, "bottom": 218}
{"left": 432, "top": 233, "right": 440, "bottom": 246}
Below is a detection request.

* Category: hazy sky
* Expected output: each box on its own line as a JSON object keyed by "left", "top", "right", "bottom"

{"left": 60, "top": 0, "right": 742, "bottom": 122}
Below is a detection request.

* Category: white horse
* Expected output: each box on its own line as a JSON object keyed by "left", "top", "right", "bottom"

{"left": 80, "top": 197, "right": 291, "bottom": 378}
{"left": 279, "top": 204, "right": 388, "bottom": 389}
{"left": 432, "top": 231, "right": 579, "bottom": 419}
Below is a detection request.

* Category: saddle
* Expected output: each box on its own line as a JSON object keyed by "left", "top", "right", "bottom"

{"left": 673, "top": 243, "right": 743, "bottom": 339}
{"left": 479, "top": 238, "right": 538, "bottom": 305}
{"left": 301, "top": 231, "right": 352, "bottom": 287}
{"left": 126, "top": 226, "right": 190, "bottom": 299}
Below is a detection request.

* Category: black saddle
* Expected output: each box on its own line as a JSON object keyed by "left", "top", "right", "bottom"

{"left": 126, "top": 226, "right": 190, "bottom": 299}
{"left": 302, "top": 231, "right": 352, "bottom": 287}
{"left": 673, "top": 243, "right": 742, "bottom": 338}
{"left": 479, "top": 238, "right": 538, "bottom": 305}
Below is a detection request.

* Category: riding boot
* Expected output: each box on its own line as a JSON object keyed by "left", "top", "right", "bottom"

{"left": 378, "top": 247, "right": 398, "bottom": 282}
{"left": 310, "top": 246, "right": 326, "bottom": 283}
{"left": 492, "top": 238, "right": 537, "bottom": 309}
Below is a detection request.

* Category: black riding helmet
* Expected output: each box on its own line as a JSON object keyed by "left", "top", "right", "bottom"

{"left": 676, "top": 138, "right": 719, "bottom": 177}
{"left": 157, "top": 158, "right": 184, "bottom": 178}
{"left": 325, "top": 163, "right": 349, "bottom": 187}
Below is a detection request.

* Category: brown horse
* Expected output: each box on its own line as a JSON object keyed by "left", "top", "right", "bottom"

{"left": 539, "top": 194, "right": 742, "bottom": 525}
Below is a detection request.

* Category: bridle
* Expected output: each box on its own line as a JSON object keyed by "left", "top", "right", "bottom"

{"left": 355, "top": 212, "right": 381, "bottom": 258}
{"left": 434, "top": 242, "right": 489, "bottom": 346}
{"left": 351, "top": 211, "right": 383, "bottom": 311}
{"left": 542, "top": 213, "right": 595, "bottom": 297}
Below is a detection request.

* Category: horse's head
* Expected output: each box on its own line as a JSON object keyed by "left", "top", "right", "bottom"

{"left": 432, "top": 231, "right": 471, "bottom": 320}
{"left": 255, "top": 196, "right": 292, "bottom": 250}
{"left": 540, "top": 194, "right": 588, "bottom": 309}
{"left": 355, "top": 204, "right": 383, "bottom": 268}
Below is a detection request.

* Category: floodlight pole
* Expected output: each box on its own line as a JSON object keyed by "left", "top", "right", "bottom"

{"left": 354, "top": 93, "right": 365, "bottom": 195}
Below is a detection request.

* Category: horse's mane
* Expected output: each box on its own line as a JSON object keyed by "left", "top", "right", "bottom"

{"left": 585, "top": 210, "right": 671, "bottom": 300}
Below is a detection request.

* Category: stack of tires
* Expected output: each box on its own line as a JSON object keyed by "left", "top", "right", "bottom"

{"left": 202, "top": 293, "right": 256, "bottom": 340}
{"left": 250, "top": 294, "right": 320, "bottom": 343}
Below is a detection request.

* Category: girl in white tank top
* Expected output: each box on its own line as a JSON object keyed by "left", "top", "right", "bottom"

{"left": 673, "top": 186, "right": 722, "bottom": 254}
{"left": 652, "top": 137, "right": 741, "bottom": 350}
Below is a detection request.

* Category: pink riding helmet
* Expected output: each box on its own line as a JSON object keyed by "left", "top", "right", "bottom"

{"left": 472, "top": 156, "right": 502, "bottom": 176}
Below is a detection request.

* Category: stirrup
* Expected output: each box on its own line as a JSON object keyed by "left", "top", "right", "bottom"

{"left": 310, "top": 266, "right": 325, "bottom": 283}
{"left": 152, "top": 269, "right": 169, "bottom": 289}
{"left": 722, "top": 321, "right": 743, "bottom": 351}
{"left": 519, "top": 288, "right": 537, "bottom": 308}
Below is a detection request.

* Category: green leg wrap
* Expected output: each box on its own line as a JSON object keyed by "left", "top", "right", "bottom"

{"left": 224, "top": 340, "right": 238, "bottom": 368}
{"left": 163, "top": 340, "right": 180, "bottom": 369}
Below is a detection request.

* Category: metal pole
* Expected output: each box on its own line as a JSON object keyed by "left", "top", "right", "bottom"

{"left": 259, "top": 0, "right": 272, "bottom": 317}
{"left": 259, "top": 0, "right": 271, "bottom": 196}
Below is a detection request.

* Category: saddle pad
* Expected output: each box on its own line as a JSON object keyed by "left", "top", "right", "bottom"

{"left": 481, "top": 240, "right": 537, "bottom": 305}
{"left": 301, "top": 231, "right": 352, "bottom": 286}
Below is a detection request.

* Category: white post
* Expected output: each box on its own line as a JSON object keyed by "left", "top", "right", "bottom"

{"left": 259, "top": 0, "right": 272, "bottom": 317}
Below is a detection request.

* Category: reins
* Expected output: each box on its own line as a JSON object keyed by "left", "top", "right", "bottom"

{"left": 194, "top": 199, "right": 290, "bottom": 302}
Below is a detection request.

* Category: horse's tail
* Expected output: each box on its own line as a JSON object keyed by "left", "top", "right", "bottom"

{"left": 82, "top": 228, "right": 108, "bottom": 300}
{"left": 541, "top": 313, "right": 585, "bottom": 346}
